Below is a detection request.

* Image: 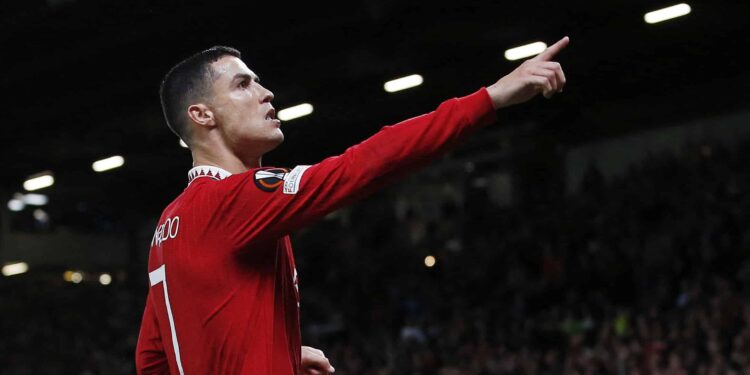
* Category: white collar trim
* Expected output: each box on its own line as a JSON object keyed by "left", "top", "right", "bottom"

{"left": 187, "top": 165, "right": 233, "bottom": 185}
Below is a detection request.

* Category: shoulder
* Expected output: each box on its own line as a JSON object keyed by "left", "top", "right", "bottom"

{"left": 180, "top": 166, "right": 289, "bottom": 201}
{"left": 183, "top": 165, "right": 311, "bottom": 200}
{"left": 248, "top": 167, "right": 290, "bottom": 193}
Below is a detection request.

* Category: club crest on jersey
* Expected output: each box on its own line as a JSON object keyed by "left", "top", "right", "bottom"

{"left": 254, "top": 168, "right": 289, "bottom": 192}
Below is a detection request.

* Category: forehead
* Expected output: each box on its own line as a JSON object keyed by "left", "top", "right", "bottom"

{"left": 211, "top": 56, "right": 257, "bottom": 81}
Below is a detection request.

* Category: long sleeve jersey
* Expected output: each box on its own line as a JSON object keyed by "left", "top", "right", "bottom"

{"left": 135, "top": 88, "right": 497, "bottom": 374}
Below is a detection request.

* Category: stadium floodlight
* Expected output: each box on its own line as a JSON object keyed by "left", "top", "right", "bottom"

{"left": 644, "top": 3, "right": 691, "bottom": 24}
{"left": 384, "top": 74, "right": 424, "bottom": 93}
{"left": 92, "top": 155, "right": 125, "bottom": 172}
{"left": 424, "top": 255, "right": 436, "bottom": 268}
{"left": 64, "top": 270, "right": 84, "bottom": 283}
{"left": 179, "top": 139, "right": 189, "bottom": 148}
{"left": 22, "top": 193, "right": 48, "bottom": 206}
{"left": 504, "top": 42, "right": 547, "bottom": 61}
{"left": 277, "top": 103, "right": 313, "bottom": 121}
{"left": 23, "top": 172, "right": 54, "bottom": 191}
{"left": 7, "top": 198, "right": 24, "bottom": 211}
{"left": 2, "top": 262, "right": 29, "bottom": 276}
{"left": 99, "top": 273, "right": 112, "bottom": 285}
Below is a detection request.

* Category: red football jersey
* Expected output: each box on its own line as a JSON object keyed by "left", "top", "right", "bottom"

{"left": 135, "top": 88, "right": 496, "bottom": 374}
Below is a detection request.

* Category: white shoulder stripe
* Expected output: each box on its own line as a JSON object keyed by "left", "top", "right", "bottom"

{"left": 283, "top": 165, "right": 311, "bottom": 194}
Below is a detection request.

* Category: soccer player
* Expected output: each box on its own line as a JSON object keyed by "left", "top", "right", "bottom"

{"left": 136, "top": 37, "right": 569, "bottom": 374}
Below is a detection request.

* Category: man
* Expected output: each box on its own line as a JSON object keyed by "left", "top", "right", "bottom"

{"left": 136, "top": 37, "right": 569, "bottom": 374}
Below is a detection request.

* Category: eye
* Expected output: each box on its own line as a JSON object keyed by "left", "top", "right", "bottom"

{"left": 239, "top": 79, "right": 250, "bottom": 89}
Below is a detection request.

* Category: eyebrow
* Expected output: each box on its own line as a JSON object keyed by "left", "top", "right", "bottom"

{"left": 231, "top": 73, "right": 260, "bottom": 85}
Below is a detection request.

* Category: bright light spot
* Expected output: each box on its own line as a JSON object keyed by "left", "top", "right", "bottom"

{"left": 22, "top": 193, "right": 48, "bottom": 206}
{"left": 99, "top": 273, "right": 112, "bottom": 285}
{"left": 64, "top": 270, "right": 83, "bottom": 283}
{"left": 384, "top": 74, "right": 424, "bottom": 93}
{"left": 504, "top": 42, "right": 547, "bottom": 61}
{"left": 277, "top": 103, "right": 313, "bottom": 121}
{"left": 23, "top": 173, "right": 54, "bottom": 191}
{"left": 33, "top": 209, "right": 49, "bottom": 223}
{"left": 92, "top": 155, "right": 125, "bottom": 172}
{"left": 179, "top": 139, "right": 189, "bottom": 148}
{"left": 2, "top": 262, "right": 29, "bottom": 277}
{"left": 424, "top": 255, "right": 436, "bottom": 268}
{"left": 645, "top": 3, "right": 691, "bottom": 24}
{"left": 7, "top": 199, "right": 24, "bottom": 211}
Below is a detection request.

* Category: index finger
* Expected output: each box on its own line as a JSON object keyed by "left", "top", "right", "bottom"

{"left": 532, "top": 36, "right": 570, "bottom": 61}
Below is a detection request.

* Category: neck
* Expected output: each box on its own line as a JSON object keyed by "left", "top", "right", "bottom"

{"left": 191, "top": 147, "right": 262, "bottom": 174}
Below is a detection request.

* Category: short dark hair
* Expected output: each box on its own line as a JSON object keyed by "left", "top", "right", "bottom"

{"left": 159, "top": 46, "right": 241, "bottom": 146}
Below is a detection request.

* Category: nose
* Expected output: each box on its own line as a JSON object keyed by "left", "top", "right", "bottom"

{"left": 261, "top": 87, "right": 274, "bottom": 103}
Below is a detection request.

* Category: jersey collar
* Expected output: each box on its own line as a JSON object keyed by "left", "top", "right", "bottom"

{"left": 187, "top": 165, "right": 233, "bottom": 185}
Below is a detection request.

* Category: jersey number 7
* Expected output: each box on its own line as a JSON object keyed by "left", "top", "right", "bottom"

{"left": 150, "top": 264, "right": 186, "bottom": 375}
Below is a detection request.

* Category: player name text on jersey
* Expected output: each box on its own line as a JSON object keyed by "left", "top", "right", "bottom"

{"left": 151, "top": 216, "right": 180, "bottom": 247}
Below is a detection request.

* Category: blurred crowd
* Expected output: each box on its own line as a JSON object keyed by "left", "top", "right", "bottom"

{"left": 2, "top": 140, "right": 750, "bottom": 374}
{"left": 0, "top": 281, "right": 140, "bottom": 374}
{"left": 297, "top": 141, "right": 750, "bottom": 374}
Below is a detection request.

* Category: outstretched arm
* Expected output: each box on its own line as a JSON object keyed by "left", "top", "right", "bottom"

{"left": 209, "top": 37, "right": 570, "bottom": 246}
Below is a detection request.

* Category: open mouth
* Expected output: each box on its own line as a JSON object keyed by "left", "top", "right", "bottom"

{"left": 265, "top": 108, "right": 276, "bottom": 121}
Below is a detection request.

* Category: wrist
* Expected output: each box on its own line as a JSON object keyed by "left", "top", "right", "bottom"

{"left": 486, "top": 84, "right": 509, "bottom": 110}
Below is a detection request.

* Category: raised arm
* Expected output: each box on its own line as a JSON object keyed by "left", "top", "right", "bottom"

{"left": 207, "top": 38, "right": 569, "bottom": 247}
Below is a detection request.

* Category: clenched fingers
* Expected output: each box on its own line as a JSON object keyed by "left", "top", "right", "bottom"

{"left": 528, "top": 67, "right": 565, "bottom": 98}
{"left": 528, "top": 67, "right": 558, "bottom": 93}
{"left": 539, "top": 61, "right": 566, "bottom": 92}
{"left": 301, "top": 346, "right": 335, "bottom": 374}
{"left": 528, "top": 75, "right": 554, "bottom": 98}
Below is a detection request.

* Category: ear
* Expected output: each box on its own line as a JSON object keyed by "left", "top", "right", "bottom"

{"left": 187, "top": 103, "right": 216, "bottom": 128}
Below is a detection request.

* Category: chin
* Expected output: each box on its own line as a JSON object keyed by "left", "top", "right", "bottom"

{"left": 262, "top": 133, "right": 285, "bottom": 153}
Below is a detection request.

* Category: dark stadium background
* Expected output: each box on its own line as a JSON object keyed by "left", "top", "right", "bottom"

{"left": 2, "top": 0, "right": 750, "bottom": 373}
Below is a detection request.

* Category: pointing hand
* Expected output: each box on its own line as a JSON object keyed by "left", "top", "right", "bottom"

{"left": 487, "top": 36, "right": 570, "bottom": 109}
